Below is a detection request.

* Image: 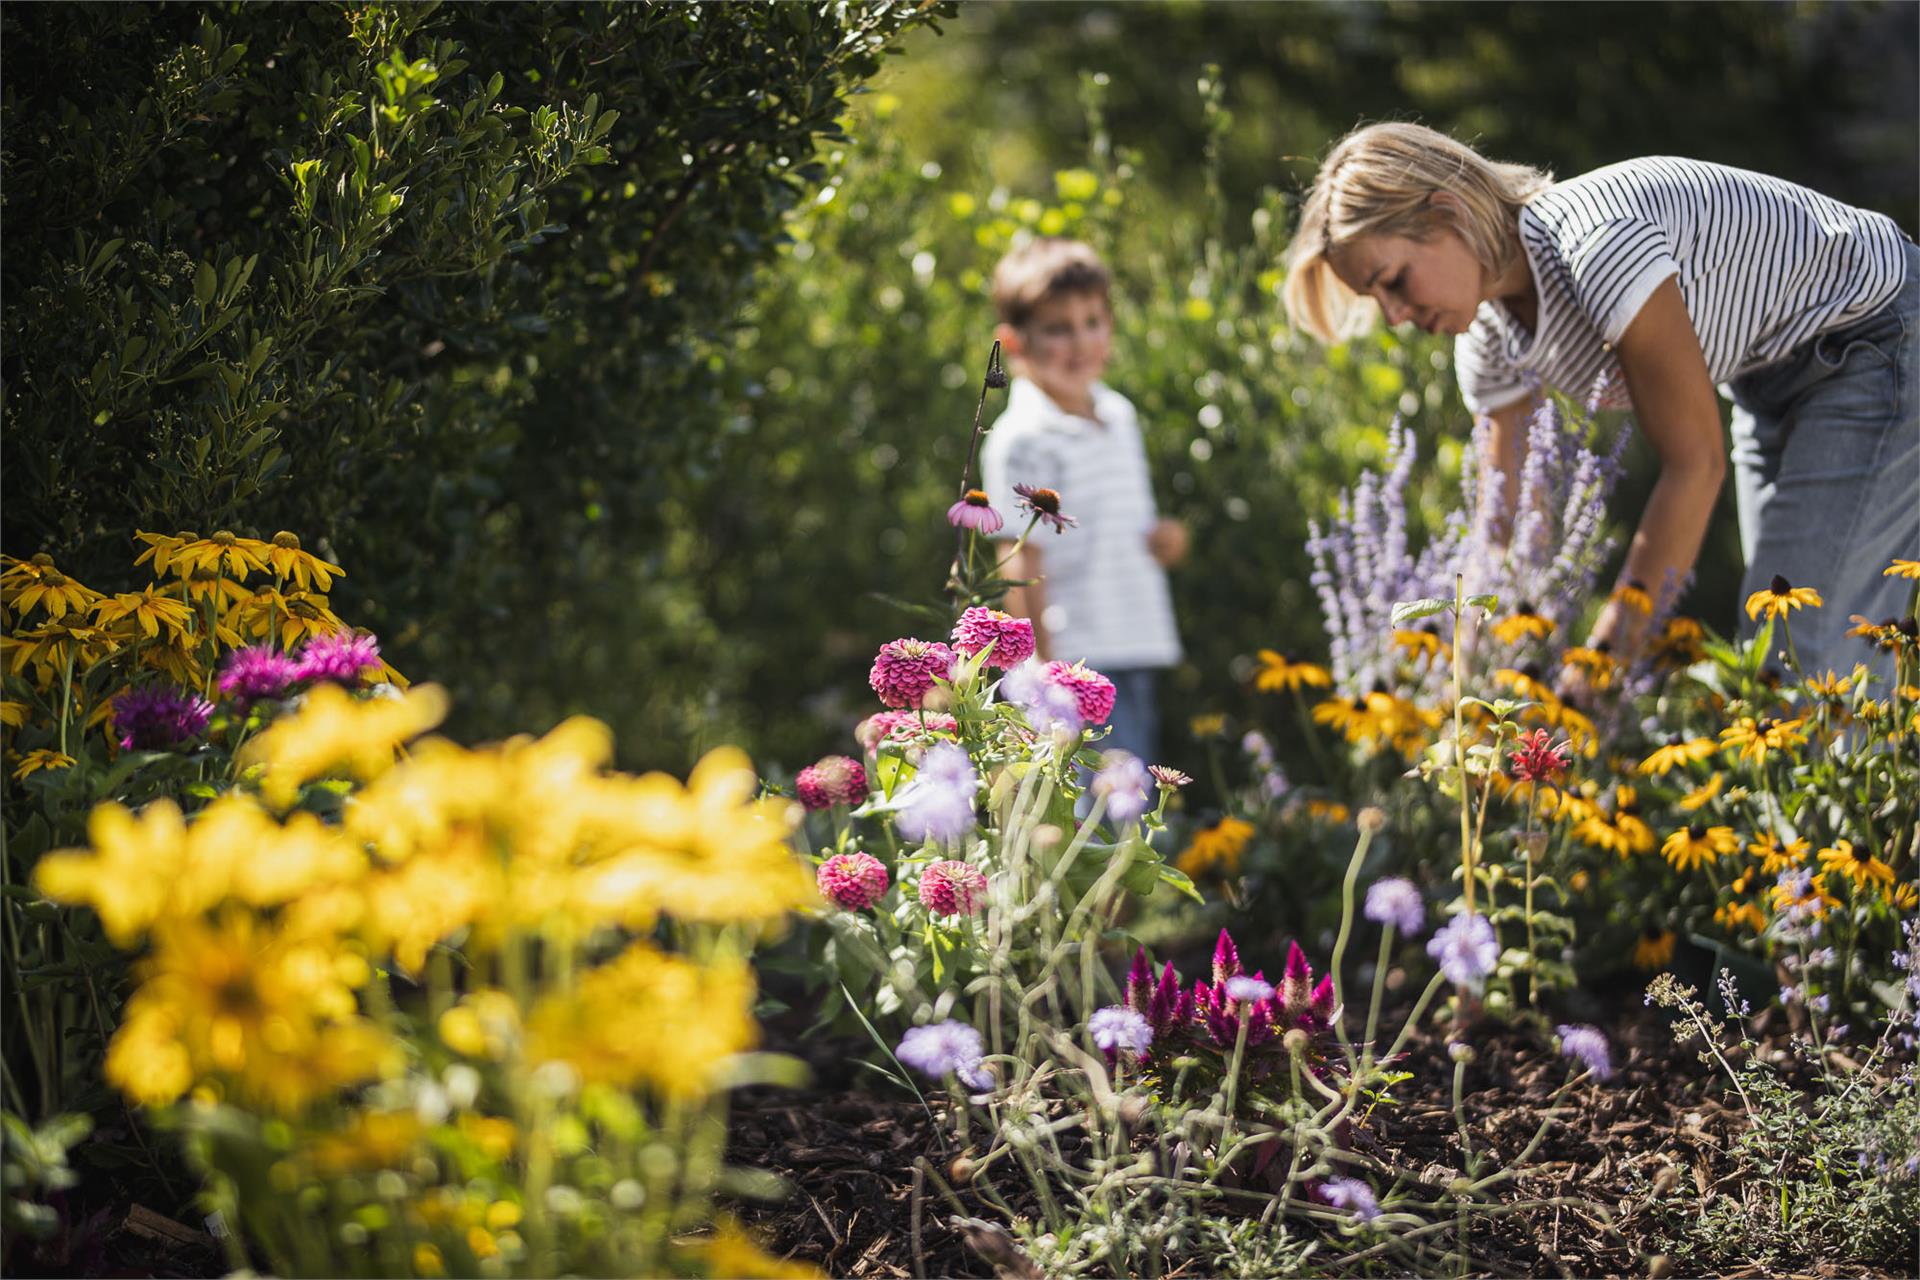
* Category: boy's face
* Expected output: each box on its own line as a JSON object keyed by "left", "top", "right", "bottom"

{"left": 1007, "top": 290, "right": 1112, "bottom": 407}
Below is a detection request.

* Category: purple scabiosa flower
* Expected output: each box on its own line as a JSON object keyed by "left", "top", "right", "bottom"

{"left": 895, "top": 741, "right": 979, "bottom": 844}
{"left": 869, "top": 638, "right": 957, "bottom": 710}
{"left": 917, "top": 858, "right": 988, "bottom": 916}
{"left": 947, "top": 488, "right": 1005, "bottom": 534}
{"left": 896, "top": 1020, "right": 991, "bottom": 1089}
{"left": 796, "top": 755, "right": 868, "bottom": 810}
{"left": 1225, "top": 975, "right": 1275, "bottom": 1005}
{"left": 217, "top": 645, "right": 300, "bottom": 709}
{"left": 111, "top": 686, "right": 213, "bottom": 750}
{"left": 816, "top": 852, "right": 889, "bottom": 910}
{"left": 951, "top": 607, "right": 1035, "bottom": 670}
{"left": 1042, "top": 660, "right": 1116, "bottom": 726}
{"left": 1013, "top": 483, "right": 1078, "bottom": 533}
{"left": 1087, "top": 1006, "right": 1154, "bottom": 1058}
{"left": 1241, "top": 730, "right": 1275, "bottom": 766}
{"left": 294, "top": 630, "right": 383, "bottom": 686}
{"left": 1554, "top": 1023, "right": 1615, "bottom": 1080}
{"left": 1364, "top": 877, "right": 1426, "bottom": 935}
{"left": 1317, "top": 1176, "right": 1381, "bottom": 1222}
{"left": 1427, "top": 913, "right": 1500, "bottom": 992}
{"left": 1091, "top": 751, "right": 1152, "bottom": 824}
{"left": 998, "top": 659, "right": 1084, "bottom": 734}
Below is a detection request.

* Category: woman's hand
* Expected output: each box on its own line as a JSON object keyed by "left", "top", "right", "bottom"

{"left": 1147, "top": 517, "right": 1190, "bottom": 568}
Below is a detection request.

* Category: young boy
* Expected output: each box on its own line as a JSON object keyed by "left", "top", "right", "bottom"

{"left": 979, "top": 237, "right": 1188, "bottom": 764}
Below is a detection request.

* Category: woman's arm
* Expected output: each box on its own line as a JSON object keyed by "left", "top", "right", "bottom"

{"left": 1477, "top": 397, "right": 1537, "bottom": 547}
{"left": 1593, "top": 276, "right": 1728, "bottom": 652}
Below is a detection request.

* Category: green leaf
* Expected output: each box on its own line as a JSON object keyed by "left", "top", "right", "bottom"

{"left": 192, "top": 260, "right": 217, "bottom": 306}
{"left": 1390, "top": 597, "right": 1450, "bottom": 625}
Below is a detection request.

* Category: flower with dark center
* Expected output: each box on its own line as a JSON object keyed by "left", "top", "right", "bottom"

{"left": 1013, "top": 483, "right": 1078, "bottom": 533}
{"left": 1745, "top": 574, "right": 1823, "bottom": 621}
{"left": 1661, "top": 823, "right": 1736, "bottom": 873}
{"left": 946, "top": 489, "right": 1004, "bottom": 535}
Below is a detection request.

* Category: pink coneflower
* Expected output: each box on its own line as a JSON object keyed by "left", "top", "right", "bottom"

{"left": 855, "top": 710, "right": 959, "bottom": 753}
{"left": 1509, "top": 728, "right": 1572, "bottom": 784}
{"left": 1014, "top": 484, "right": 1078, "bottom": 533}
{"left": 947, "top": 489, "right": 1004, "bottom": 535}
{"left": 950, "top": 607, "right": 1035, "bottom": 670}
{"left": 917, "top": 859, "right": 988, "bottom": 916}
{"left": 796, "top": 755, "right": 869, "bottom": 810}
{"left": 1042, "top": 660, "right": 1116, "bottom": 726}
{"left": 216, "top": 646, "right": 300, "bottom": 709}
{"left": 111, "top": 686, "right": 213, "bottom": 750}
{"left": 869, "top": 638, "right": 956, "bottom": 709}
{"left": 295, "top": 630, "right": 383, "bottom": 686}
{"left": 816, "top": 852, "right": 890, "bottom": 910}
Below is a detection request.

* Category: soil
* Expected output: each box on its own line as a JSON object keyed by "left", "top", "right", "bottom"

{"left": 726, "top": 997, "right": 1916, "bottom": 1279}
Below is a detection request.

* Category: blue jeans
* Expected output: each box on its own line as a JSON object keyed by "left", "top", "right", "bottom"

{"left": 1074, "top": 666, "right": 1162, "bottom": 819}
{"left": 1728, "top": 239, "right": 1920, "bottom": 681}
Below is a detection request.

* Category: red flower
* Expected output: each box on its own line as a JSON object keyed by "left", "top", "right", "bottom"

{"left": 1509, "top": 728, "right": 1572, "bottom": 784}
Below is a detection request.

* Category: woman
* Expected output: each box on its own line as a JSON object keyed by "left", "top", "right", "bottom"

{"left": 1282, "top": 122, "right": 1916, "bottom": 678}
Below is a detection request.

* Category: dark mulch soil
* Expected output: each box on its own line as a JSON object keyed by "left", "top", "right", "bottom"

{"left": 726, "top": 997, "right": 1912, "bottom": 1279}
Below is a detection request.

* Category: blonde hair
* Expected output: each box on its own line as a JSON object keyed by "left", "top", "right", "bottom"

{"left": 991, "top": 237, "right": 1112, "bottom": 328}
{"left": 1282, "top": 122, "right": 1553, "bottom": 342}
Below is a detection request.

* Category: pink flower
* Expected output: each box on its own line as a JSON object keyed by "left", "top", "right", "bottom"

{"left": 796, "top": 755, "right": 868, "bottom": 810}
{"left": 918, "top": 859, "right": 988, "bottom": 916}
{"left": 1042, "top": 660, "right": 1116, "bottom": 726}
{"left": 295, "top": 630, "right": 384, "bottom": 686}
{"left": 947, "top": 489, "right": 1004, "bottom": 534}
{"left": 1014, "top": 484, "right": 1078, "bottom": 534}
{"left": 217, "top": 646, "right": 300, "bottom": 709}
{"left": 1509, "top": 728, "right": 1572, "bottom": 784}
{"left": 951, "top": 607, "right": 1036, "bottom": 670}
{"left": 855, "top": 710, "right": 959, "bottom": 753}
{"left": 869, "top": 638, "right": 956, "bottom": 709}
{"left": 816, "top": 852, "right": 890, "bottom": 911}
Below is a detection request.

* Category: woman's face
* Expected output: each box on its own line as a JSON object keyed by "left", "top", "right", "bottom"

{"left": 1328, "top": 228, "right": 1490, "bottom": 336}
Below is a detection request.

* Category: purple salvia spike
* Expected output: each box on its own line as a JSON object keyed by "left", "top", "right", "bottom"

{"left": 1280, "top": 940, "right": 1313, "bottom": 1016}
{"left": 1212, "top": 929, "right": 1242, "bottom": 984}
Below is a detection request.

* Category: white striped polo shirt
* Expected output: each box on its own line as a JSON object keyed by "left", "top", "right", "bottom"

{"left": 979, "top": 378, "right": 1182, "bottom": 670}
{"left": 1454, "top": 156, "right": 1910, "bottom": 415}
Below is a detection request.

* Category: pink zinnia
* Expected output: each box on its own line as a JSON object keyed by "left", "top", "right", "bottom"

{"left": 918, "top": 859, "right": 988, "bottom": 916}
{"left": 947, "top": 489, "right": 1004, "bottom": 535}
{"left": 855, "top": 710, "right": 959, "bottom": 753}
{"left": 951, "top": 607, "right": 1036, "bottom": 670}
{"left": 796, "top": 755, "right": 869, "bottom": 810}
{"left": 1509, "top": 728, "right": 1572, "bottom": 784}
{"left": 295, "top": 630, "right": 383, "bottom": 686}
{"left": 217, "top": 645, "right": 300, "bottom": 709}
{"left": 817, "top": 852, "right": 890, "bottom": 910}
{"left": 869, "top": 638, "right": 956, "bottom": 709}
{"left": 1042, "top": 660, "right": 1116, "bottom": 726}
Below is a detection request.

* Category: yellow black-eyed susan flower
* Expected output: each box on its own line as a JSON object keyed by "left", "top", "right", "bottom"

{"left": 91, "top": 587, "right": 196, "bottom": 643}
{"left": 0, "top": 701, "right": 26, "bottom": 729}
{"left": 1610, "top": 580, "right": 1654, "bottom": 614}
{"left": 1639, "top": 735, "right": 1717, "bottom": 776}
{"left": 263, "top": 532, "right": 346, "bottom": 593}
{"left": 171, "top": 530, "right": 272, "bottom": 580}
{"left": 1805, "top": 668, "right": 1859, "bottom": 699}
{"left": 11, "top": 748, "right": 75, "bottom": 781}
{"left": 1678, "top": 772, "right": 1723, "bottom": 813}
{"left": 1892, "top": 881, "right": 1919, "bottom": 910}
{"left": 1745, "top": 574, "right": 1822, "bottom": 621}
{"left": 132, "top": 531, "right": 197, "bottom": 579}
{"left": 1, "top": 554, "right": 103, "bottom": 623}
{"left": 1719, "top": 715, "right": 1808, "bottom": 766}
{"left": 1749, "top": 832, "right": 1810, "bottom": 875}
{"left": 1561, "top": 643, "right": 1619, "bottom": 691}
{"left": 1662, "top": 822, "right": 1737, "bottom": 873}
{"left": 1176, "top": 815, "right": 1255, "bottom": 878}
{"left": 1652, "top": 616, "right": 1706, "bottom": 668}
{"left": 1714, "top": 900, "right": 1768, "bottom": 934}
{"left": 1490, "top": 603, "right": 1554, "bottom": 646}
{"left": 1884, "top": 558, "right": 1920, "bottom": 580}
{"left": 1633, "top": 927, "right": 1676, "bottom": 970}
{"left": 1253, "top": 650, "right": 1331, "bottom": 693}
{"left": 1311, "top": 694, "right": 1386, "bottom": 743}
{"left": 1815, "top": 839, "right": 1896, "bottom": 891}
{"left": 1769, "top": 872, "right": 1840, "bottom": 920}
{"left": 1391, "top": 626, "right": 1445, "bottom": 663}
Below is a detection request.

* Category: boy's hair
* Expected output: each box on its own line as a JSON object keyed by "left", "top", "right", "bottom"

{"left": 1282, "top": 122, "right": 1553, "bottom": 343}
{"left": 991, "top": 237, "right": 1112, "bottom": 328}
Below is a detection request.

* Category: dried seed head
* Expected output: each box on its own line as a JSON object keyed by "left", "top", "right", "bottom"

{"left": 1356, "top": 806, "right": 1387, "bottom": 834}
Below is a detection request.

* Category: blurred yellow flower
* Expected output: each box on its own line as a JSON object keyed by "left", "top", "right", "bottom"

{"left": 1714, "top": 900, "right": 1768, "bottom": 933}
{"left": 1749, "top": 832, "right": 1809, "bottom": 875}
{"left": 1254, "top": 650, "right": 1331, "bottom": 693}
{"left": 1176, "top": 814, "right": 1255, "bottom": 877}
{"left": 239, "top": 683, "right": 449, "bottom": 807}
{"left": 439, "top": 989, "right": 523, "bottom": 1061}
{"left": 0, "top": 700, "right": 27, "bottom": 728}
{"left": 1490, "top": 607, "right": 1554, "bottom": 645}
{"left": 310, "top": 1109, "right": 423, "bottom": 1173}
{"left": 1881, "top": 558, "right": 1919, "bottom": 580}
{"left": 687, "top": 1218, "right": 822, "bottom": 1279}
{"left": 11, "top": 748, "right": 76, "bottom": 782}
{"left": 171, "top": 530, "right": 271, "bottom": 579}
{"left": 1054, "top": 168, "right": 1099, "bottom": 202}
{"left": 232, "top": 586, "right": 344, "bottom": 649}
{"left": 1638, "top": 736, "right": 1716, "bottom": 776}
{"left": 1677, "top": 772, "right": 1723, "bottom": 812}
{"left": 35, "top": 800, "right": 188, "bottom": 944}
{"left": 1632, "top": 927, "right": 1675, "bottom": 970}
{"left": 1719, "top": 715, "right": 1807, "bottom": 766}
{"left": 1188, "top": 713, "right": 1227, "bottom": 738}
{"left": 1661, "top": 823, "right": 1737, "bottom": 873}
{"left": 1815, "top": 839, "right": 1895, "bottom": 890}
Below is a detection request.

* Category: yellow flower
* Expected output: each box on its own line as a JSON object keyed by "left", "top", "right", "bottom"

{"left": 1745, "top": 574, "right": 1822, "bottom": 621}
{"left": 1652, "top": 616, "right": 1706, "bottom": 668}
{"left": 1, "top": 554, "right": 103, "bottom": 622}
{"left": 1176, "top": 815, "right": 1255, "bottom": 877}
{"left": 1490, "top": 606, "right": 1554, "bottom": 646}
{"left": 1815, "top": 839, "right": 1895, "bottom": 890}
{"left": 1560, "top": 644, "right": 1619, "bottom": 691}
{"left": 181, "top": 568, "right": 252, "bottom": 612}
{"left": 1303, "top": 798, "right": 1350, "bottom": 824}
{"left": 91, "top": 587, "right": 196, "bottom": 642}
{"left": 132, "top": 531, "right": 197, "bottom": 579}
{"left": 1769, "top": 872, "right": 1840, "bottom": 920}
{"left": 1390, "top": 628, "right": 1445, "bottom": 662}
{"left": 1714, "top": 900, "right": 1768, "bottom": 934}
{"left": 1884, "top": 558, "right": 1920, "bottom": 580}
{"left": 1891, "top": 881, "right": 1919, "bottom": 910}
{"left": 525, "top": 942, "right": 758, "bottom": 1099}
{"left": 33, "top": 800, "right": 189, "bottom": 944}
{"left": 1633, "top": 927, "right": 1676, "bottom": 970}
{"left": 1574, "top": 786, "right": 1654, "bottom": 857}
{"left": 4, "top": 620, "right": 119, "bottom": 683}
{"left": 1189, "top": 713, "right": 1227, "bottom": 738}
{"left": 438, "top": 989, "right": 523, "bottom": 1060}
{"left": 1661, "top": 823, "right": 1737, "bottom": 873}
{"left": 685, "top": 1219, "right": 824, "bottom": 1280}
{"left": 1549, "top": 701, "right": 1600, "bottom": 758}
{"left": 1677, "top": 772, "right": 1723, "bottom": 812}
{"left": 232, "top": 586, "right": 344, "bottom": 649}
{"left": 310, "top": 1110, "right": 425, "bottom": 1174}
{"left": 262, "top": 531, "right": 345, "bottom": 592}
{"left": 1569, "top": 869, "right": 1591, "bottom": 893}
{"left": 11, "top": 748, "right": 75, "bottom": 781}
{"left": 170, "top": 530, "right": 271, "bottom": 580}
{"left": 1719, "top": 715, "right": 1807, "bottom": 766}
{"left": 239, "top": 683, "right": 449, "bottom": 807}
{"left": 1611, "top": 580, "right": 1654, "bottom": 614}
{"left": 1748, "top": 833, "right": 1809, "bottom": 875}
{"left": 1638, "top": 736, "right": 1717, "bottom": 776}
{"left": 0, "top": 700, "right": 27, "bottom": 729}
{"left": 1253, "top": 650, "right": 1331, "bottom": 693}
{"left": 1494, "top": 665, "right": 1560, "bottom": 710}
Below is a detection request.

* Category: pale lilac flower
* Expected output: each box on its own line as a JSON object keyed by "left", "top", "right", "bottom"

{"left": 1087, "top": 1006, "right": 1154, "bottom": 1056}
{"left": 1427, "top": 914, "right": 1499, "bottom": 992}
{"left": 1554, "top": 1023, "right": 1615, "bottom": 1080}
{"left": 1364, "top": 877, "right": 1425, "bottom": 935}
{"left": 999, "top": 659, "right": 1084, "bottom": 733}
{"left": 1241, "top": 730, "right": 1274, "bottom": 765}
{"left": 894, "top": 741, "right": 978, "bottom": 843}
{"left": 1318, "top": 1176, "right": 1381, "bottom": 1222}
{"left": 896, "top": 1020, "right": 991, "bottom": 1089}
{"left": 1224, "top": 976, "right": 1275, "bottom": 1004}
{"left": 1091, "top": 752, "right": 1152, "bottom": 824}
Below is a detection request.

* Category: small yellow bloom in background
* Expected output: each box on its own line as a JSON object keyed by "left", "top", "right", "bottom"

{"left": 1610, "top": 580, "right": 1654, "bottom": 614}
{"left": 1254, "top": 649, "right": 1333, "bottom": 693}
{"left": 1805, "top": 668, "right": 1859, "bottom": 699}
{"left": 1770, "top": 871, "right": 1840, "bottom": 919}
{"left": 1745, "top": 574, "right": 1822, "bottom": 621}
{"left": 1815, "top": 839, "right": 1896, "bottom": 890}
{"left": 1188, "top": 713, "right": 1227, "bottom": 738}
{"left": 11, "top": 748, "right": 76, "bottom": 782}
{"left": 309, "top": 1109, "right": 424, "bottom": 1174}
{"left": 1884, "top": 558, "right": 1920, "bottom": 579}
{"left": 1391, "top": 628, "right": 1445, "bottom": 662}
{"left": 1176, "top": 814, "right": 1255, "bottom": 878}
{"left": 1652, "top": 615, "right": 1706, "bottom": 667}
{"left": 1054, "top": 168, "right": 1100, "bottom": 202}
{"left": 1560, "top": 644, "right": 1619, "bottom": 691}
{"left": 1662, "top": 823, "right": 1737, "bottom": 873}
{"left": 1677, "top": 771, "right": 1723, "bottom": 812}
{"left": 0, "top": 700, "right": 27, "bottom": 729}
{"left": 1749, "top": 832, "right": 1810, "bottom": 875}
{"left": 92, "top": 587, "right": 196, "bottom": 642}
{"left": 1490, "top": 605, "right": 1554, "bottom": 646}
{"left": 1633, "top": 927, "right": 1676, "bottom": 970}
{"left": 1, "top": 553, "right": 104, "bottom": 623}
{"left": 1303, "top": 798, "right": 1350, "bottom": 824}
{"left": 1568, "top": 868, "right": 1591, "bottom": 893}
{"left": 263, "top": 531, "right": 345, "bottom": 592}
{"left": 1638, "top": 736, "right": 1716, "bottom": 776}
{"left": 1719, "top": 715, "right": 1807, "bottom": 766}
{"left": 240, "top": 683, "right": 449, "bottom": 808}
{"left": 1714, "top": 900, "right": 1768, "bottom": 933}
{"left": 438, "top": 989, "right": 523, "bottom": 1061}
{"left": 687, "top": 1218, "right": 824, "bottom": 1280}
{"left": 1892, "top": 881, "right": 1919, "bottom": 910}
{"left": 412, "top": 1243, "right": 446, "bottom": 1279}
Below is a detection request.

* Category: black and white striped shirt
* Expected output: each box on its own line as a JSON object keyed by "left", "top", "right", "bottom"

{"left": 1454, "top": 156, "right": 1909, "bottom": 415}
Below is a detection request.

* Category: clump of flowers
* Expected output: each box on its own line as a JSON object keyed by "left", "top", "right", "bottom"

{"left": 868, "top": 638, "right": 956, "bottom": 709}
{"left": 816, "top": 852, "right": 889, "bottom": 910}
{"left": 110, "top": 685, "right": 212, "bottom": 751}
{"left": 950, "top": 606, "right": 1035, "bottom": 669}
{"left": 1122, "top": 930, "right": 1338, "bottom": 1074}
{"left": 917, "top": 858, "right": 988, "bottom": 917}
{"left": 796, "top": 754, "right": 869, "bottom": 810}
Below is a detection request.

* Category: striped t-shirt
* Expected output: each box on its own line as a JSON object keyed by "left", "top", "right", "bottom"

{"left": 980, "top": 378, "right": 1182, "bottom": 670}
{"left": 1454, "top": 156, "right": 1909, "bottom": 415}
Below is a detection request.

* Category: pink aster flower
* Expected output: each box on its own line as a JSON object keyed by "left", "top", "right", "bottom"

{"left": 796, "top": 755, "right": 869, "bottom": 810}
{"left": 294, "top": 630, "right": 383, "bottom": 686}
{"left": 918, "top": 859, "right": 988, "bottom": 916}
{"left": 951, "top": 606, "right": 1036, "bottom": 670}
{"left": 1014, "top": 484, "right": 1078, "bottom": 534}
{"left": 217, "top": 645, "right": 300, "bottom": 709}
{"left": 816, "top": 852, "right": 890, "bottom": 911}
{"left": 1042, "top": 660, "right": 1116, "bottom": 726}
{"left": 947, "top": 489, "right": 1005, "bottom": 535}
{"left": 869, "top": 638, "right": 956, "bottom": 709}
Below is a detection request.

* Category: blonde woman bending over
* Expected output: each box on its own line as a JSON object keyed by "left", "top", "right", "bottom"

{"left": 1284, "top": 122, "right": 1917, "bottom": 678}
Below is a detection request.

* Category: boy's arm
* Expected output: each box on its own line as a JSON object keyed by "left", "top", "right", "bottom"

{"left": 999, "top": 542, "right": 1051, "bottom": 662}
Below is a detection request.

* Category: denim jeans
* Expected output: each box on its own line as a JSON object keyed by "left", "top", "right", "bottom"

{"left": 1727, "top": 238, "right": 1920, "bottom": 680}
{"left": 1074, "top": 666, "right": 1162, "bottom": 819}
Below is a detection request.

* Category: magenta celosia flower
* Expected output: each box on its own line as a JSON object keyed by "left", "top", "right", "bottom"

{"left": 1554, "top": 1023, "right": 1615, "bottom": 1080}
{"left": 1427, "top": 913, "right": 1500, "bottom": 992}
{"left": 946, "top": 489, "right": 1005, "bottom": 535}
{"left": 111, "top": 686, "right": 213, "bottom": 750}
{"left": 1125, "top": 947, "right": 1194, "bottom": 1047}
{"left": 950, "top": 606, "right": 1035, "bottom": 670}
{"left": 917, "top": 858, "right": 988, "bottom": 916}
{"left": 816, "top": 852, "right": 890, "bottom": 910}
{"left": 1041, "top": 660, "right": 1116, "bottom": 726}
{"left": 217, "top": 645, "right": 301, "bottom": 709}
{"left": 869, "top": 638, "right": 956, "bottom": 709}
{"left": 796, "top": 755, "right": 869, "bottom": 810}
{"left": 1014, "top": 483, "right": 1079, "bottom": 534}
{"left": 295, "top": 630, "right": 384, "bottom": 686}
{"left": 1509, "top": 728, "right": 1573, "bottom": 784}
